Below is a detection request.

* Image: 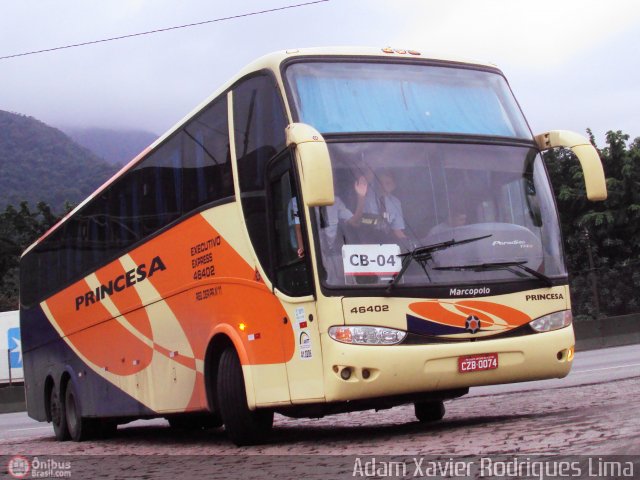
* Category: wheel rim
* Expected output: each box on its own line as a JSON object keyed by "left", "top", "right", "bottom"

{"left": 66, "top": 391, "right": 78, "bottom": 433}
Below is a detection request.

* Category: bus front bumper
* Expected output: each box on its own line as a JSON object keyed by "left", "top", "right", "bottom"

{"left": 321, "top": 325, "right": 574, "bottom": 403}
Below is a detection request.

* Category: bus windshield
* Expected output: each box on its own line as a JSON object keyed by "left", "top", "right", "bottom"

{"left": 285, "top": 61, "right": 531, "bottom": 138}
{"left": 310, "top": 142, "right": 566, "bottom": 289}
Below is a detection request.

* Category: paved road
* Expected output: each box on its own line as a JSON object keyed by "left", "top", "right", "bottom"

{"left": 0, "top": 345, "right": 638, "bottom": 479}
{"left": 470, "top": 343, "right": 640, "bottom": 396}
{"left": 1, "top": 344, "right": 638, "bottom": 442}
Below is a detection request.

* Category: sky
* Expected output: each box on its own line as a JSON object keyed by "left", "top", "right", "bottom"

{"left": 1, "top": 0, "right": 639, "bottom": 146}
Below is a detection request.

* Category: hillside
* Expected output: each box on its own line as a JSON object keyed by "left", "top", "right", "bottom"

{"left": 0, "top": 110, "right": 118, "bottom": 213}
{"left": 63, "top": 127, "right": 157, "bottom": 166}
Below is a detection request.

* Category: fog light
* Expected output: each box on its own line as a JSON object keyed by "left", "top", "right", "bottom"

{"left": 362, "top": 369, "right": 371, "bottom": 379}
{"left": 340, "top": 367, "right": 352, "bottom": 380}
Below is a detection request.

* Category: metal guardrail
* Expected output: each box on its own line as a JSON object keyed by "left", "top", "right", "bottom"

{"left": 570, "top": 264, "right": 640, "bottom": 320}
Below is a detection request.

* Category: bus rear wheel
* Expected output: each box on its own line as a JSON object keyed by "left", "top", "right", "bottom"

{"left": 216, "top": 347, "right": 273, "bottom": 446}
{"left": 64, "top": 381, "right": 98, "bottom": 441}
{"left": 414, "top": 400, "right": 445, "bottom": 423}
{"left": 50, "top": 386, "right": 70, "bottom": 441}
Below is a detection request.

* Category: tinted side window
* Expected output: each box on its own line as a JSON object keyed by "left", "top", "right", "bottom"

{"left": 267, "top": 152, "right": 311, "bottom": 296}
{"left": 183, "top": 96, "right": 233, "bottom": 212}
{"left": 233, "top": 74, "right": 288, "bottom": 273}
{"left": 23, "top": 94, "right": 238, "bottom": 304}
{"left": 81, "top": 192, "right": 110, "bottom": 275}
{"left": 134, "top": 134, "right": 183, "bottom": 236}
{"left": 107, "top": 172, "right": 142, "bottom": 252}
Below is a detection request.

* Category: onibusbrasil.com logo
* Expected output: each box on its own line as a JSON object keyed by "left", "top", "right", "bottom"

{"left": 7, "top": 456, "right": 72, "bottom": 479}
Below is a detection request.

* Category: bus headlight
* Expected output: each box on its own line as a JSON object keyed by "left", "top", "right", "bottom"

{"left": 329, "top": 326, "right": 406, "bottom": 345}
{"left": 529, "top": 310, "right": 573, "bottom": 332}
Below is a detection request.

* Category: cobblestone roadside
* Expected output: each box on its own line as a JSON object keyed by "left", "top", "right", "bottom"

{"left": 1, "top": 376, "right": 638, "bottom": 457}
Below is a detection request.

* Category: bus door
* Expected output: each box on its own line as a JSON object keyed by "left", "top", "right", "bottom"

{"left": 266, "top": 151, "right": 324, "bottom": 402}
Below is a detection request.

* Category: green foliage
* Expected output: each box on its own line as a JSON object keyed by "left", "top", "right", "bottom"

{"left": 0, "top": 201, "right": 67, "bottom": 311}
{"left": 0, "top": 110, "right": 118, "bottom": 311}
{"left": 544, "top": 129, "right": 640, "bottom": 318}
{"left": 0, "top": 110, "right": 118, "bottom": 214}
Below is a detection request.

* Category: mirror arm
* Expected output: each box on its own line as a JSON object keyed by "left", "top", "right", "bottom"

{"left": 535, "top": 130, "right": 607, "bottom": 201}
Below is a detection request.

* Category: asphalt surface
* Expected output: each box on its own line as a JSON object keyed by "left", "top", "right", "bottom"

{"left": 469, "top": 343, "right": 640, "bottom": 396}
{"left": 1, "top": 345, "right": 638, "bottom": 479}
{"left": 0, "top": 344, "right": 638, "bottom": 442}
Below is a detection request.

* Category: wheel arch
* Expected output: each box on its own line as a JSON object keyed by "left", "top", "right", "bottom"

{"left": 204, "top": 328, "right": 256, "bottom": 412}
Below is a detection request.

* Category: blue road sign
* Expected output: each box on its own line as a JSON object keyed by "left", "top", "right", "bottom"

{"left": 8, "top": 327, "right": 22, "bottom": 369}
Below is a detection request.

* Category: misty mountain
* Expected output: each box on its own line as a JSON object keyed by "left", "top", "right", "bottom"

{"left": 0, "top": 110, "right": 119, "bottom": 214}
{"left": 62, "top": 127, "right": 157, "bottom": 166}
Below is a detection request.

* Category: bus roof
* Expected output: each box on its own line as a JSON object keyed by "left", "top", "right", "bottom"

{"left": 22, "top": 47, "right": 499, "bottom": 257}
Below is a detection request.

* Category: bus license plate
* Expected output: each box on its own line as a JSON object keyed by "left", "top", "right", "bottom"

{"left": 458, "top": 353, "right": 498, "bottom": 373}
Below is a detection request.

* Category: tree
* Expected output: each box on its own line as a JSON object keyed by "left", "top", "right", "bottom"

{"left": 544, "top": 130, "right": 640, "bottom": 318}
{"left": 0, "top": 201, "right": 65, "bottom": 311}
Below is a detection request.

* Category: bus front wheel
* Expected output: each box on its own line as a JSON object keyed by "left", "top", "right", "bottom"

{"left": 414, "top": 400, "right": 445, "bottom": 423}
{"left": 216, "top": 347, "right": 273, "bottom": 446}
{"left": 50, "top": 386, "right": 70, "bottom": 441}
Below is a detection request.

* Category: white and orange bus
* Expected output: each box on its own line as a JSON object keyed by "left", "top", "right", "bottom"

{"left": 20, "top": 47, "right": 607, "bottom": 445}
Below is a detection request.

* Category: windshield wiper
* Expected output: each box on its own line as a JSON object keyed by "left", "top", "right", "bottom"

{"left": 434, "top": 261, "right": 553, "bottom": 287}
{"left": 386, "top": 234, "right": 492, "bottom": 293}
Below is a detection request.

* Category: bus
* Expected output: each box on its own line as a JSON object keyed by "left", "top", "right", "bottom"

{"left": 20, "top": 47, "right": 607, "bottom": 446}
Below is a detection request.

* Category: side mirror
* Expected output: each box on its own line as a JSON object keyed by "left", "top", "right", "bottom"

{"left": 285, "top": 123, "right": 335, "bottom": 207}
{"left": 534, "top": 130, "right": 607, "bottom": 201}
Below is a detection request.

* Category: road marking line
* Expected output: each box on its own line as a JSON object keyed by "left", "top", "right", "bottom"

{"left": 573, "top": 363, "right": 640, "bottom": 374}
{"left": 6, "top": 426, "right": 51, "bottom": 432}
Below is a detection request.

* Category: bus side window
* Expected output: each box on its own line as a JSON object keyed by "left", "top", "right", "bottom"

{"left": 107, "top": 174, "right": 141, "bottom": 252}
{"left": 37, "top": 228, "right": 64, "bottom": 302}
{"left": 86, "top": 193, "right": 109, "bottom": 270}
{"left": 135, "top": 134, "right": 183, "bottom": 235}
{"left": 233, "top": 73, "right": 288, "bottom": 276}
{"left": 183, "top": 96, "right": 233, "bottom": 212}
{"left": 267, "top": 151, "right": 311, "bottom": 296}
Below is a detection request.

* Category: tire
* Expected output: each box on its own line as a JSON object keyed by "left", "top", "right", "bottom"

{"left": 167, "top": 413, "right": 222, "bottom": 430}
{"left": 414, "top": 400, "right": 445, "bottom": 423}
{"left": 64, "top": 381, "right": 97, "bottom": 441}
{"left": 217, "top": 348, "right": 273, "bottom": 446}
{"left": 50, "top": 386, "right": 70, "bottom": 441}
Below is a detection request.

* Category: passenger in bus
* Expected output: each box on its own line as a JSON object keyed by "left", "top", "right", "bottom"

{"left": 319, "top": 169, "right": 412, "bottom": 282}
{"left": 288, "top": 197, "right": 305, "bottom": 258}
{"left": 376, "top": 169, "right": 408, "bottom": 241}
{"left": 347, "top": 168, "right": 408, "bottom": 242}
{"left": 428, "top": 199, "right": 468, "bottom": 238}
{"left": 319, "top": 196, "right": 356, "bottom": 245}
{"left": 318, "top": 171, "right": 372, "bottom": 247}
{"left": 316, "top": 195, "right": 352, "bottom": 283}
{"left": 290, "top": 181, "right": 365, "bottom": 261}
